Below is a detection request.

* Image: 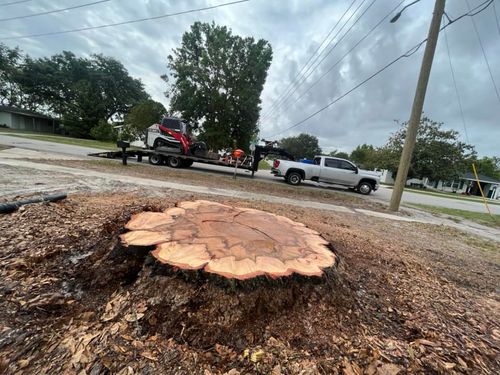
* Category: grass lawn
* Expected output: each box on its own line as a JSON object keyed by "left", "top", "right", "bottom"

{"left": 408, "top": 203, "right": 500, "bottom": 228}
{"left": 0, "top": 128, "right": 117, "bottom": 150}
{"left": 258, "top": 159, "right": 271, "bottom": 170}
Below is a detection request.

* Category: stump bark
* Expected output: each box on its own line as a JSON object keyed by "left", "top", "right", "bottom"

{"left": 121, "top": 200, "right": 336, "bottom": 280}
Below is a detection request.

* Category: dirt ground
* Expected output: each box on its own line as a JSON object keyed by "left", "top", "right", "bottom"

{"left": 0, "top": 193, "right": 499, "bottom": 374}
{"left": 32, "top": 159, "right": 390, "bottom": 211}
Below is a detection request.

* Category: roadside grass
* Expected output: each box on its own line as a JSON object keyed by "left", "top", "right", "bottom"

{"left": 258, "top": 159, "right": 271, "bottom": 170}
{"left": 407, "top": 203, "right": 500, "bottom": 228}
{"left": 385, "top": 184, "right": 500, "bottom": 206}
{"left": 0, "top": 128, "right": 117, "bottom": 150}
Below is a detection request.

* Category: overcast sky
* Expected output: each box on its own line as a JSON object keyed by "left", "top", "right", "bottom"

{"left": 1, "top": 0, "right": 499, "bottom": 156}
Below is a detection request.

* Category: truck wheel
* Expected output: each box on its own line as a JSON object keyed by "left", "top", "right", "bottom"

{"left": 357, "top": 181, "right": 372, "bottom": 195}
{"left": 286, "top": 172, "right": 302, "bottom": 186}
{"left": 149, "top": 154, "right": 162, "bottom": 166}
{"left": 167, "top": 156, "right": 182, "bottom": 168}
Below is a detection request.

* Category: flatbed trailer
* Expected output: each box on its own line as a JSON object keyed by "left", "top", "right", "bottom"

{"left": 88, "top": 142, "right": 295, "bottom": 177}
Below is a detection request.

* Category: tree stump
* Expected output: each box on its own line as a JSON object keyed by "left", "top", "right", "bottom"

{"left": 121, "top": 200, "right": 336, "bottom": 280}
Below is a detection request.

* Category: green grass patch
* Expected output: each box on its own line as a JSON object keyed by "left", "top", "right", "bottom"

{"left": 408, "top": 203, "right": 500, "bottom": 228}
{"left": 0, "top": 129, "right": 117, "bottom": 150}
{"left": 258, "top": 159, "right": 271, "bottom": 170}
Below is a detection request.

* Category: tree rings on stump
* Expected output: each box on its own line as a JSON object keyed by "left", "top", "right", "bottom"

{"left": 121, "top": 200, "right": 336, "bottom": 280}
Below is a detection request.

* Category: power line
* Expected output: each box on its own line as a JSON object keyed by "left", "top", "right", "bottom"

{"left": 273, "top": 0, "right": 406, "bottom": 120}
{"left": 0, "top": 0, "right": 249, "bottom": 40}
{"left": 0, "top": 0, "right": 33, "bottom": 7}
{"left": 289, "top": 0, "right": 376, "bottom": 93}
{"left": 263, "top": 0, "right": 374, "bottom": 122}
{"left": 267, "top": 0, "right": 495, "bottom": 138}
{"left": 445, "top": 0, "right": 493, "bottom": 24}
{"left": 268, "top": 40, "right": 426, "bottom": 138}
{"left": 261, "top": 0, "right": 360, "bottom": 120}
{"left": 444, "top": 27, "right": 469, "bottom": 143}
{"left": 464, "top": 0, "right": 500, "bottom": 103}
{"left": 0, "top": 0, "right": 110, "bottom": 22}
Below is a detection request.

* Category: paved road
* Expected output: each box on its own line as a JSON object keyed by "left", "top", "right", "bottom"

{"left": 1, "top": 133, "right": 498, "bottom": 214}
{"left": 373, "top": 185, "right": 500, "bottom": 214}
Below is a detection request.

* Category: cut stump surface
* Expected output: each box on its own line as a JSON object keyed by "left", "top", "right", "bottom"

{"left": 121, "top": 200, "right": 336, "bottom": 280}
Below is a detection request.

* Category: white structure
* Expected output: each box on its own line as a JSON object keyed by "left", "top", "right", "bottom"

{"left": 379, "top": 170, "right": 500, "bottom": 200}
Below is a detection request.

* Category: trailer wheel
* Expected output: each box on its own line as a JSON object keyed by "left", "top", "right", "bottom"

{"left": 149, "top": 154, "right": 163, "bottom": 166}
{"left": 167, "top": 156, "right": 182, "bottom": 168}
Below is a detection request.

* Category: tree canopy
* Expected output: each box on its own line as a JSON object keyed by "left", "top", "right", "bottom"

{"left": 279, "top": 133, "right": 322, "bottom": 160}
{"left": 0, "top": 44, "right": 149, "bottom": 138}
{"left": 376, "top": 117, "right": 476, "bottom": 181}
{"left": 473, "top": 156, "right": 500, "bottom": 180}
{"left": 165, "top": 22, "right": 272, "bottom": 151}
{"left": 124, "top": 99, "right": 166, "bottom": 138}
{"left": 349, "top": 144, "right": 378, "bottom": 169}
{"left": 328, "top": 150, "right": 349, "bottom": 159}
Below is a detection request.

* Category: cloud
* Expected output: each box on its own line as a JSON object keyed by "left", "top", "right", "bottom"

{"left": 2, "top": 0, "right": 498, "bottom": 156}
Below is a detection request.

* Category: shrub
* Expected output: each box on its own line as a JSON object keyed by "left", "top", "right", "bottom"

{"left": 90, "top": 120, "right": 117, "bottom": 142}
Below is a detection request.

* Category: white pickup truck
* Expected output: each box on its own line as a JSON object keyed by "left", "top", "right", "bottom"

{"left": 271, "top": 155, "right": 380, "bottom": 195}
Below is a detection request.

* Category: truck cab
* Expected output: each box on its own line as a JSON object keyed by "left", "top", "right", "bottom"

{"left": 272, "top": 155, "right": 380, "bottom": 195}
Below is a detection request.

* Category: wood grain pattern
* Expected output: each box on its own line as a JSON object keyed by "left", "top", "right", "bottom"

{"left": 121, "top": 200, "right": 336, "bottom": 279}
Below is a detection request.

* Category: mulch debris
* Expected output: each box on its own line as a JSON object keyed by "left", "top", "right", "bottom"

{"left": 0, "top": 193, "right": 498, "bottom": 374}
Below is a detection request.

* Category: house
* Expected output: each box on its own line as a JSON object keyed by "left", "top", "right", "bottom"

{"left": 0, "top": 105, "right": 57, "bottom": 133}
{"left": 426, "top": 172, "right": 500, "bottom": 199}
{"left": 379, "top": 169, "right": 500, "bottom": 200}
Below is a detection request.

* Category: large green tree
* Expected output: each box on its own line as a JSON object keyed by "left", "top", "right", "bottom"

{"left": 377, "top": 117, "right": 476, "bottom": 181}
{"left": 165, "top": 22, "right": 272, "bottom": 151}
{"left": 328, "top": 150, "right": 349, "bottom": 159}
{"left": 349, "top": 144, "right": 378, "bottom": 169}
{"left": 473, "top": 156, "right": 500, "bottom": 179}
{"left": 0, "top": 44, "right": 22, "bottom": 107}
{"left": 124, "top": 99, "right": 166, "bottom": 138}
{"left": 0, "top": 44, "right": 149, "bottom": 138}
{"left": 279, "top": 133, "right": 322, "bottom": 160}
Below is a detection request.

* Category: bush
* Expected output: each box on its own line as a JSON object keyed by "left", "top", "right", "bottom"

{"left": 116, "top": 125, "right": 136, "bottom": 142}
{"left": 90, "top": 120, "right": 117, "bottom": 142}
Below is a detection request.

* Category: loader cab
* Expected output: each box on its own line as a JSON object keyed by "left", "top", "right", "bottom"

{"left": 160, "top": 117, "right": 190, "bottom": 137}
{"left": 147, "top": 116, "right": 193, "bottom": 150}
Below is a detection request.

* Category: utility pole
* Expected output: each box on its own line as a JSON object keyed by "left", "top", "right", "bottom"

{"left": 389, "top": 0, "right": 446, "bottom": 211}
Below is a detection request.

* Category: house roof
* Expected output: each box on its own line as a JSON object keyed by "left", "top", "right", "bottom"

{"left": 0, "top": 105, "right": 54, "bottom": 120}
{"left": 462, "top": 171, "right": 500, "bottom": 184}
